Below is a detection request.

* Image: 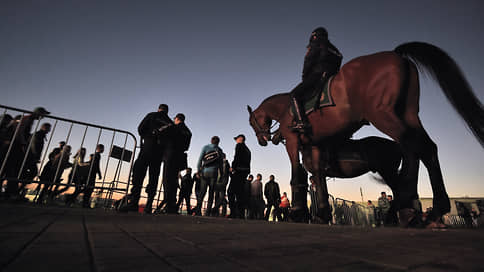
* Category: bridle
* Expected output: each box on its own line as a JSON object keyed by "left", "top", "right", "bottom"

{"left": 247, "top": 106, "right": 279, "bottom": 141}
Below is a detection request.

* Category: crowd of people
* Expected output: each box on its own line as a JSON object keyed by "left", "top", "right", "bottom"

{"left": 0, "top": 104, "right": 291, "bottom": 222}
{"left": 0, "top": 107, "right": 109, "bottom": 207}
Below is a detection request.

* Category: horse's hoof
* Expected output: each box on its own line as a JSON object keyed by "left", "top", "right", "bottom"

{"left": 399, "top": 208, "right": 417, "bottom": 228}
{"left": 289, "top": 207, "right": 310, "bottom": 223}
{"left": 425, "top": 221, "right": 447, "bottom": 229}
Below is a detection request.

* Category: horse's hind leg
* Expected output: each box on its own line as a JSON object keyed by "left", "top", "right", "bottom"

{"left": 413, "top": 126, "right": 450, "bottom": 218}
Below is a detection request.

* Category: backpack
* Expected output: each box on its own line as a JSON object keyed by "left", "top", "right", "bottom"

{"left": 202, "top": 148, "right": 221, "bottom": 167}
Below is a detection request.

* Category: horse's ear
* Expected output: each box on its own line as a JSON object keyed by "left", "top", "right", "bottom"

{"left": 247, "top": 105, "right": 253, "bottom": 114}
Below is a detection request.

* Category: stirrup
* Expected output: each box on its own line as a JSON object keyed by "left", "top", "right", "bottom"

{"left": 290, "top": 122, "right": 311, "bottom": 133}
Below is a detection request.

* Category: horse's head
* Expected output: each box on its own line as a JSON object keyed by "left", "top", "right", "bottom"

{"left": 247, "top": 105, "right": 272, "bottom": 146}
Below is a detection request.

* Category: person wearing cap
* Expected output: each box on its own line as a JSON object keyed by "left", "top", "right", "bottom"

{"left": 160, "top": 113, "right": 192, "bottom": 214}
{"left": 195, "top": 136, "right": 224, "bottom": 216}
{"left": 120, "top": 104, "right": 174, "bottom": 213}
{"left": 228, "top": 134, "right": 251, "bottom": 219}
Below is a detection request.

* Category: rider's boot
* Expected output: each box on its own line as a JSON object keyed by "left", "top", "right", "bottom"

{"left": 290, "top": 97, "right": 311, "bottom": 134}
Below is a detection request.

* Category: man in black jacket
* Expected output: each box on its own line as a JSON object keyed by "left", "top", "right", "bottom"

{"left": 264, "top": 175, "right": 283, "bottom": 221}
{"left": 163, "top": 113, "right": 192, "bottom": 213}
{"left": 121, "top": 104, "right": 174, "bottom": 213}
{"left": 176, "top": 168, "right": 194, "bottom": 215}
{"left": 228, "top": 134, "right": 251, "bottom": 219}
{"left": 290, "top": 27, "right": 343, "bottom": 134}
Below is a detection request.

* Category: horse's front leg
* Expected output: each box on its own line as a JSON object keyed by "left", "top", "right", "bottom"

{"left": 310, "top": 146, "right": 332, "bottom": 224}
{"left": 285, "top": 138, "right": 309, "bottom": 223}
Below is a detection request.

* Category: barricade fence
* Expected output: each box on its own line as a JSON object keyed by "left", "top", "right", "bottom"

{"left": 0, "top": 105, "right": 139, "bottom": 208}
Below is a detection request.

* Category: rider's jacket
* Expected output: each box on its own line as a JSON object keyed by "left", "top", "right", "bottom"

{"left": 302, "top": 38, "right": 343, "bottom": 81}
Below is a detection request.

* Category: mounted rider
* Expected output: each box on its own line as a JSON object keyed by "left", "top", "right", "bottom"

{"left": 290, "top": 27, "right": 343, "bottom": 134}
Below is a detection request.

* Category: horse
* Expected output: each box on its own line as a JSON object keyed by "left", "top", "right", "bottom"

{"left": 284, "top": 135, "right": 403, "bottom": 223}
{"left": 248, "top": 42, "right": 484, "bottom": 226}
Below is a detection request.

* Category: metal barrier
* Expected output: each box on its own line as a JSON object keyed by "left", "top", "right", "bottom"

{"left": 0, "top": 104, "right": 137, "bottom": 208}
{"left": 333, "top": 198, "right": 373, "bottom": 226}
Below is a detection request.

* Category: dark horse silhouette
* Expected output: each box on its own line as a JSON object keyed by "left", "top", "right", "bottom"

{"left": 248, "top": 42, "right": 484, "bottom": 226}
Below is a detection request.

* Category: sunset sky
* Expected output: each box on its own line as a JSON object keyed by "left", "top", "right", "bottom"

{"left": 1, "top": 0, "right": 483, "bottom": 202}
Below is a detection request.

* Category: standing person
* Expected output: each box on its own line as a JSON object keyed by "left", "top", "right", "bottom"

{"left": 196, "top": 136, "right": 223, "bottom": 216}
{"left": 242, "top": 174, "right": 253, "bottom": 219}
{"left": 82, "top": 144, "right": 104, "bottom": 208}
{"left": 264, "top": 175, "right": 282, "bottom": 221}
{"left": 308, "top": 176, "right": 319, "bottom": 221}
{"left": 65, "top": 145, "right": 104, "bottom": 207}
{"left": 20, "top": 123, "right": 51, "bottom": 181}
{"left": 193, "top": 172, "right": 201, "bottom": 205}
{"left": 227, "top": 134, "right": 251, "bottom": 219}
{"left": 120, "top": 104, "right": 174, "bottom": 213}
{"left": 213, "top": 153, "right": 230, "bottom": 216}
{"left": 3, "top": 107, "right": 50, "bottom": 198}
{"left": 163, "top": 113, "right": 192, "bottom": 213}
{"left": 386, "top": 195, "right": 398, "bottom": 226}
{"left": 377, "top": 192, "right": 390, "bottom": 226}
{"left": 37, "top": 145, "right": 72, "bottom": 203}
{"left": 367, "top": 200, "right": 376, "bottom": 227}
{"left": 249, "top": 174, "right": 264, "bottom": 220}
{"left": 279, "top": 192, "right": 290, "bottom": 221}
{"left": 176, "top": 168, "right": 194, "bottom": 215}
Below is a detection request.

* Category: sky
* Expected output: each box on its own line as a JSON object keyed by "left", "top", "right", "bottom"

{"left": 1, "top": 0, "right": 483, "bottom": 202}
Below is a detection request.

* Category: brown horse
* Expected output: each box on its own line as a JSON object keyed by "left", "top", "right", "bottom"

{"left": 248, "top": 42, "right": 483, "bottom": 226}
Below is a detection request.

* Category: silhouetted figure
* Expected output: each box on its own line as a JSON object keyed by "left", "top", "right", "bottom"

{"left": 308, "top": 176, "right": 319, "bottom": 221}
{"left": 290, "top": 27, "right": 342, "bottom": 134}
{"left": 37, "top": 145, "right": 72, "bottom": 204}
{"left": 213, "top": 153, "right": 230, "bottom": 216}
{"left": 176, "top": 168, "right": 194, "bottom": 215}
{"left": 3, "top": 107, "right": 49, "bottom": 198}
{"left": 367, "top": 200, "right": 376, "bottom": 227}
{"left": 195, "top": 136, "right": 223, "bottom": 216}
{"left": 386, "top": 195, "right": 399, "bottom": 226}
{"left": 121, "top": 104, "right": 173, "bottom": 213}
{"left": 227, "top": 134, "right": 251, "bottom": 219}
{"left": 163, "top": 113, "right": 192, "bottom": 214}
{"left": 264, "top": 175, "right": 282, "bottom": 221}
{"left": 242, "top": 174, "right": 253, "bottom": 219}
{"left": 66, "top": 145, "right": 104, "bottom": 208}
{"left": 249, "top": 174, "right": 264, "bottom": 220}
{"left": 377, "top": 192, "right": 390, "bottom": 226}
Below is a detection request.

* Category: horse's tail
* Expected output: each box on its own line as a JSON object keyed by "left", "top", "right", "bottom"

{"left": 394, "top": 42, "right": 484, "bottom": 147}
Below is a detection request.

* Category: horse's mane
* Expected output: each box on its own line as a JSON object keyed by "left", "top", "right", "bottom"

{"left": 260, "top": 92, "right": 290, "bottom": 105}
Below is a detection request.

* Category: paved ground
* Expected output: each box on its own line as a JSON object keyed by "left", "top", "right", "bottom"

{"left": 1, "top": 204, "right": 483, "bottom": 272}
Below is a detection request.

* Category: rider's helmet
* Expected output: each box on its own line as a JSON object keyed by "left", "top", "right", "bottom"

{"left": 309, "top": 27, "right": 328, "bottom": 43}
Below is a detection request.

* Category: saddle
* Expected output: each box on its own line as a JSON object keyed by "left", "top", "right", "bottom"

{"left": 301, "top": 76, "right": 335, "bottom": 115}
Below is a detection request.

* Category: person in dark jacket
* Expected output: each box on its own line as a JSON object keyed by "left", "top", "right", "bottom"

{"left": 121, "top": 104, "right": 174, "bottom": 213}
{"left": 163, "top": 113, "right": 192, "bottom": 213}
{"left": 176, "top": 168, "right": 194, "bottom": 214}
{"left": 20, "top": 123, "right": 51, "bottom": 181}
{"left": 264, "top": 175, "right": 283, "bottom": 221}
{"left": 228, "top": 134, "right": 251, "bottom": 219}
{"left": 37, "top": 145, "right": 72, "bottom": 204}
{"left": 213, "top": 153, "right": 230, "bottom": 216}
{"left": 65, "top": 145, "right": 104, "bottom": 207}
{"left": 249, "top": 174, "right": 264, "bottom": 220}
{"left": 2, "top": 107, "right": 50, "bottom": 198}
{"left": 290, "top": 27, "right": 343, "bottom": 134}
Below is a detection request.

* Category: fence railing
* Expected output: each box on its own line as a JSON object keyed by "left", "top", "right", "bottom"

{"left": 0, "top": 104, "right": 137, "bottom": 208}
